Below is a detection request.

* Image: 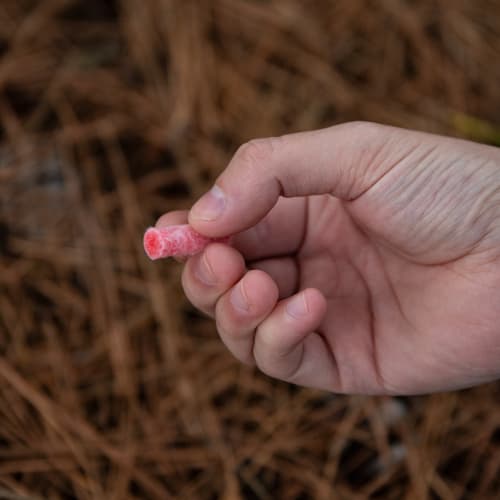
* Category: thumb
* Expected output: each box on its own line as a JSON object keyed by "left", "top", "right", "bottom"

{"left": 188, "top": 121, "right": 414, "bottom": 237}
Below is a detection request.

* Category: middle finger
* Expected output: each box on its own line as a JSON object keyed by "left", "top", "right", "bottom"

{"left": 182, "top": 242, "right": 246, "bottom": 317}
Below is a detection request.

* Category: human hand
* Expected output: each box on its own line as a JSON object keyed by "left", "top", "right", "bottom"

{"left": 157, "top": 122, "right": 500, "bottom": 395}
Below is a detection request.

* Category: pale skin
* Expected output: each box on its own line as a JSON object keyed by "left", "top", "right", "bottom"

{"left": 156, "top": 122, "right": 500, "bottom": 395}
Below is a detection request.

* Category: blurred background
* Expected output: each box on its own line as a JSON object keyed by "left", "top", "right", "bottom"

{"left": 1, "top": 1, "right": 500, "bottom": 499}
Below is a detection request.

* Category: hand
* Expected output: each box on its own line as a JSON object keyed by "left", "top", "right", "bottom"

{"left": 157, "top": 122, "right": 500, "bottom": 395}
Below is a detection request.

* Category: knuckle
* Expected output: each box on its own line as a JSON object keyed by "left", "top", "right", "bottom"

{"left": 253, "top": 217, "right": 272, "bottom": 247}
{"left": 256, "top": 355, "right": 291, "bottom": 381}
{"left": 344, "top": 120, "right": 382, "bottom": 137}
{"left": 253, "top": 334, "right": 292, "bottom": 380}
{"left": 234, "top": 137, "right": 282, "bottom": 170}
{"left": 257, "top": 359, "right": 281, "bottom": 379}
{"left": 235, "top": 140, "right": 270, "bottom": 169}
{"left": 214, "top": 297, "right": 239, "bottom": 339}
{"left": 215, "top": 307, "right": 255, "bottom": 366}
{"left": 181, "top": 265, "right": 215, "bottom": 315}
{"left": 336, "top": 121, "right": 389, "bottom": 199}
{"left": 214, "top": 314, "right": 230, "bottom": 340}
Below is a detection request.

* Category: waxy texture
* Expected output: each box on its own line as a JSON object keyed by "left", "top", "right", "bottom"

{"left": 144, "top": 224, "right": 230, "bottom": 260}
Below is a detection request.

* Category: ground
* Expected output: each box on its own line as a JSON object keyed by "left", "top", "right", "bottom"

{"left": 1, "top": 1, "right": 500, "bottom": 498}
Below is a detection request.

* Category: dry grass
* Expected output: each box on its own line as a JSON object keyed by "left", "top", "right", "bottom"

{"left": 1, "top": 1, "right": 500, "bottom": 498}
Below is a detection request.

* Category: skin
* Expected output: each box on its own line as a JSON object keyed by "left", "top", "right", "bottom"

{"left": 156, "top": 122, "right": 500, "bottom": 395}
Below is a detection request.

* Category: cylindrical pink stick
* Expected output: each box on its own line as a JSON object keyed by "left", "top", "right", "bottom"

{"left": 143, "top": 224, "right": 230, "bottom": 260}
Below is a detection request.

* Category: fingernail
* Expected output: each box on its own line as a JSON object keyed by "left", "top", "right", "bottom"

{"left": 286, "top": 292, "right": 309, "bottom": 319}
{"left": 230, "top": 280, "right": 249, "bottom": 312}
{"left": 191, "top": 185, "right": 226, "bottom": 221}
{"left": 195, "top": 252, "right": 216, "bottom": 285}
